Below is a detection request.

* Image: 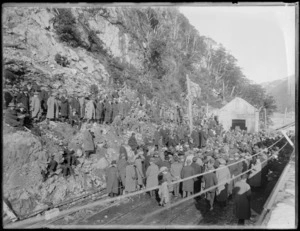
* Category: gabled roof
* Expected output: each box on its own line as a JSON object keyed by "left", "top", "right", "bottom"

{"left": 220, "top": 97, "right": 257, "bottom": 111}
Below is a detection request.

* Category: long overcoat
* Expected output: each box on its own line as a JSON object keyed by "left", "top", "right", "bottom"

{"left": 70, "top": 97, "right": 81, "bottom": 117}
{"left": 79, "top": 97, "right": 85, "bottom": 118}
{"left": 104, "top": 101, "right": 112, "bottom": 123}
{"left": 181, "top": 165, "right": 196, "bottom": 192}
{"left": 46, "top": 96, "right": 59, "bottom": 119}
{"left": 31, "top": 95, "right": 41, "bottom": 118}
{"left": 191, "top": 130, "right": 200, "bottom": 148}
{"left": 95, "top": 101, "right": 104, "bottom": 120}
{"left": 83, "top": 130, "right": 94, "bottom": 152}
{"left": 202, "top": 171, "right": 218, "bottom": 193}
{"left": 106, "top": 166, "right": 119, "bottom": 194}
{"left": 199, "top": 130, "right": 207, "bottom": 148}
{"left": 215, "top": 164, "right": 231, "bottom": 201}
{"left": 60, "top": 97, "right": 69, "bottom": 117}
{"left": 248, "top": 160, "right": 262, "bottom": 187}
{"left": 135, "top": 158, "right": 144, "bottom": 185}
{"left": 117, "top": 159, "right": 127, "bottom": 186}
{"left": 112, "top": 102, "right": 119, "bottom": 122}
{"left": 85, "top": 100, "right": 95, "bottom": 120}
{"left": 17, "top": 93, "right": 30, "bottom": 111}
{"left": 125, "top": 164, "right": 137, "bottom": 192}
{"left": 146, "top": 163, "right": 159, "bottom": 189}
{"left": 233, "top": 180, "right": 251, "bottom": 219}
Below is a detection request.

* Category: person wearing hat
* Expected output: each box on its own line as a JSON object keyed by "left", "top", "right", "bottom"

{"left": 146, "top": 158, "right": 159, "bottom": 198}
{"left": 38, "top": 86, "right": 49, "bottom": 118}
{"left": 5, "top": 102, "right": 25, "bottom": 127}
{"left": 134, "top": 151, "right": 145, "bottom": 190}
{"left": 191, "top": 156, "right": 202, "bottom": 196}
{"left": 215, "top": 158, "right": 231, "bottom": 207}
{"left": 202, "top": 163, "right": 218, "bottom": 211}
{"left": 117, "top": 154, "right": 128, "bottom": 195}
{"left": 181, "top": 159, "right": 196, "bottom": 198}
{"left": 30, "top": 91, "right": 41, "bottom": 121}
{"left": 128, "top": 133, "right": 138, "bottom": 154}
{"left": 124, "top": 159, "right": 137, "bottom": 194}
{"left": 95, "top": 95, "right": 104, "bottom": 124}
{"left": 83, "top": 128, "right": 95, "bottom": 158}
{"left": 16, "top": 87, "right": 30, "bottom": 112}
{"left": 85, "top": 95, "right": 96, "bottom": 124}
{"left": 104, "top": 98, "right": 112, "bottom": 124}
{"left": 233, "top": 173, "right": 252, "bottom": 225}
{"left": 78, "top": 93, "right": 86, "bottom": 121}
{"left": 59, "top": 94, "right": 70, "bottom": 122}
{"left": 46, "top": 92, "right": 59, "bottom": 122}
{"left": 106, "top": 160, "right": 119, "bottom": 197}
{"left": 170, "top": 155, "right": 183, "bottom": 197}
{"left": 158, "top": 166, "right": 171, "bottom": 207}
{"left": 59, "top": 148, "right": 76, "bottom": 180}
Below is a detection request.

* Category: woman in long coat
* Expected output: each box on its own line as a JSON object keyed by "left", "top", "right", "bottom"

{"left": 85, "top": 98, "right": 96, "bottom": 122}
{"left": 104, "top": 100, "right": 112, "bottom": 124}
{"left": 83, "top": 129, "right": 94, "bottom": 158}
{"left": 47, "top": 92, "right": 59, "bottom": 120}
{"left": 248, "top": 156, "right": 262, "bottom": 188}
{"left": 60, "top": 96, "right": 69, "bottom": 121}
{"left": 125, "top": 161, "right": 137, "bottom": 193}
{"left": 117, "top": 154, "right": 127, "bottom": 195}
{"left": 181, "top": 159, "right": 196, "bottom": 197}
{"left": 134, "top": 154, "right": 145, "bottom": 188}
{"left": 31, "top": 91, "right": 41, "bottom": 119}
{"left": 106, "top": 161, "right": 119, "bottom": 197}
{"left": 146, "top": 159, "right": 159, "bottom": 197}
{"left": 202, "top": 164, "right": 218, "bottom": 210}
{"left": 215, "top": 159, "right": 231, "bottom": 207}
{"left": 233, "top": 174, "right": 251, "bottom": 225}
{"left": 95, "top": 98, "right": 104, "bottom": 123}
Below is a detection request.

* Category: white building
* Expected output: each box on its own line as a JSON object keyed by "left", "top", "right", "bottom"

{"left": 217, "top": 97, "right": 259, "bottom": 133}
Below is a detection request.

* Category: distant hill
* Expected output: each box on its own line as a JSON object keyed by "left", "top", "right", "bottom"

{"left": 261, "top": 76, "right": 295, "bottom": 113}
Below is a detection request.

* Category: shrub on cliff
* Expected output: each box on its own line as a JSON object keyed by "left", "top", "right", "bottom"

{"left": 53, "top": 8, "right": 82, "bottom": 48}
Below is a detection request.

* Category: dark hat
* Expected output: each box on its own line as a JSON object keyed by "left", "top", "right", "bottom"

{"left": 111, "top": 160, "right": 117, "bottom": 165}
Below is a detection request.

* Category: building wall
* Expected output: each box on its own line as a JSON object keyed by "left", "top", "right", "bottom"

{"left": 217, "top": 98, "right": 259, "bottom": 133}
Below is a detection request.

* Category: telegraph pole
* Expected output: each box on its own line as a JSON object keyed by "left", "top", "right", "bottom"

{"left": 186, "top": 74, "right": 193, "bottom": 134}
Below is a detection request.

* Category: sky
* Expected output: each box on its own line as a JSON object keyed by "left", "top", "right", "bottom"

{"left": 179, "top": 5, "right": 295, "bottom": 84}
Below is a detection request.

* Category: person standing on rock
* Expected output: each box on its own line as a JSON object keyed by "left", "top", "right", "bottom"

{"left": 170, "top": 155, "right": 183, "bottom": 198}
{"left": 106, "top": 160, "right": 119, "bottom": 197}
{"left": 128, "top": 133, "right": 138, "bottom": 154}
{"left": 117, "top": 154, "right": 128, "bottom": 195}
{"left": 134, "top": 152, "right": 145, "bottom": 190}
{"left": 30, "top": 91, "right": 41, "bottom": 122}
{"left": 202, "top": 164, "right": 218, "bottom": 211}
{"left": 85, "top": 96, "right": 96, "bottom": 124}
{"left": 39, "top": 86, "right": 49, "bottom": 119}
{"left": 104, "top": 98, "right": 112, "bottom": 125}
{"left": 46, "top": 92, "right": 59, "bottom": 122}
{"left": 146, "top": 158, "right": 159, "bottom": 198}
{"left": 125, "top": 159, "right": 137, "bottom": 194}
{"left": 181, "top": 159, "right": 196, "bottom": 198}
{"left": 5, "top": 102, "right": 25, "bottom": 127}
{"left": 95, "top": 96, "right": 104, "bottom": 124}
{"left": 83, "top": 128, "right": 95, "bottom": 158}
{"left": 233, "top": 173, "right": 252, "bottom": 225}
{"left": 111, "top": 98, "right": 119, "bottom": 123}
{"left": 78, "top": 93, "right": 86, "bottom": 121}
{"left": 60, "top": 95, "right": 69, "bottom": 123}
{"left": 16, "top": 87, "right": 30, "bottom": 113}
{"left": 70, "top": 92, "right": 81, "bottom": 119}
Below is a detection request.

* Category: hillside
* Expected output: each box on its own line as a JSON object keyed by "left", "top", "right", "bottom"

{"left": 261, "top": 76, "right": 295, "bottom": 113}
{"left": 3, "top": 5, "right": 278, "bottom": 217}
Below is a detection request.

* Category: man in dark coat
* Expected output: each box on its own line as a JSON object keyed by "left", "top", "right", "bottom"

{"left": 4, "top": 88, "right": 13, "bottom": 109}
{"left": 191, "top": 128, "right": 200, "bottom": 148}
{"left": 128, "top": 133, "right": 138, "bottom": 153}
{"left": 199, "top": 126, "right": 208, "bottom": 148}
{"left": 106, "top": 160, "right": 119, "bottom": 197}
{"left": 95, "top": 98, "right": 104, "bottom": 124}
{"left": 233, "top": 174, "right": 251, "bottom": 225}
{"left": 70, "top": 93, "right": 81, "bottom": 118}
{"left": 16, "top": 88, "right": 30, "bottom": 112}
{"left": 117, "top": 155, "right": 127, "bottom": 195}
{"left": 181, "top": 159, "right": 196, "bottom": 198}
{"left": 39, "top": 86, "right": 49, "bottom": 116}
{"left": 202, "top": 164, "right": 218, "bottom": 211}
{"left": 104, "top": 99, "right": 112, "bottom": 124}
{"left": 191, "top": 157, "right": 202, "bottom": 196}
{"left": 5, "top": 102, "right": 25, "bottom": 127}
{"left": 60, "top": 96, "right": 69, "bottom": 122}
{"left": 119, "top": 143, "right": 128, "bottom": 160}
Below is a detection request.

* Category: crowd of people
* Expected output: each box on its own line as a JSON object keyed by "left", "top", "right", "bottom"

{"left": 4, "top": 81, "right": 285, "bottom": 225}
{"left": 105, "top": 117, "right": 283, "bottom": 225}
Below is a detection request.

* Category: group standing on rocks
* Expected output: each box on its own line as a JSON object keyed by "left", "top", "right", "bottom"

{"left": 3, "top": 81, "right": 289, "bottom": 226}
